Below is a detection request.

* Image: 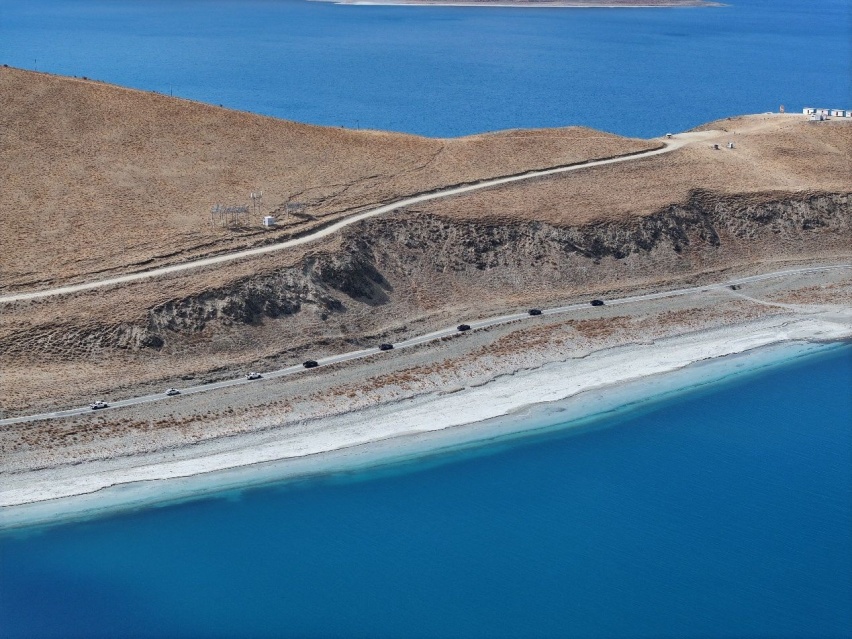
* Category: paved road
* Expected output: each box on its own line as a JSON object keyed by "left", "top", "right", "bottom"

{"left": 0, "top": 131, "right": 716, "bottom": 304}
{"left": 3, "top": 264, "right": 847, "bottom": 427}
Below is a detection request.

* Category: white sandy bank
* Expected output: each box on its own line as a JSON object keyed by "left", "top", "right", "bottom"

{"left": 1, "top": 310, "right": 849, "bottom": 521}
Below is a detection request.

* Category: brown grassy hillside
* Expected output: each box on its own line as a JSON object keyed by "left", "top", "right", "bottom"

{"left": 0, "top": 66, "right": 655, "bottom": 290}
{"left": 1, "top": 69, "right": 849, "bottom": 416}
{"left": 411, "top": 115, "right": 852, "bottom": 225}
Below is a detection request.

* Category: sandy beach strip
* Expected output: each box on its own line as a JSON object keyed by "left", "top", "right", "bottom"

{"left": 1, "top": 309, "right": 849, "bottom": 529}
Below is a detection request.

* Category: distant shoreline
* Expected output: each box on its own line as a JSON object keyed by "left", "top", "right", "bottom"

{"left": 314, "top": 0, "right": 724, "bottom": 7}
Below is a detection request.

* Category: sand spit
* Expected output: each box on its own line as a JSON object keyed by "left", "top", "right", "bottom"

{"left": 1, "top": 306, "right": 849, "bottom": 526}
{"left": 321, "top": 0, "right": 721, "bottom": 7}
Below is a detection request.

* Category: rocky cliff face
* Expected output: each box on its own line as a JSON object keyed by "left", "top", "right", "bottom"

{"left": 376, "top": 190, "right": 848, "bottom": 268}
{"left": 2, "top": 190, "right": 848, "bottom": 359}
{"left": 146, "top": 248, "right": 393, "bottom": 333}
{"left": 144, "top": 190, "right": 848, "bottom": 331}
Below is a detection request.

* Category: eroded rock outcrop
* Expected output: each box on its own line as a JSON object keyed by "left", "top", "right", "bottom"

{"left": 2, "top": 190, "right": 848, "bottom": 358}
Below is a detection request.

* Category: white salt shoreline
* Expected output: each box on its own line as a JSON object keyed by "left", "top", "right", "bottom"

{"left": 1, "top": 311, "right": 850, "bottom": 530}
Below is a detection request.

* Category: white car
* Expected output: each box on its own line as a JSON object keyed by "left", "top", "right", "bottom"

{"left": 246, "top": 372, "right": 263, "bottom": 380}
{"left": 90, "top": 401, "right": 109, "bottom": 410}
{"left": 165, "top": 388, "right": 181, "bottom": 396}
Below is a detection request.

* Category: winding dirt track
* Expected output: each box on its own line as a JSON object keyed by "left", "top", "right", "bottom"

{"left": 0, "top": 131, "right": 715, "bottom": 304}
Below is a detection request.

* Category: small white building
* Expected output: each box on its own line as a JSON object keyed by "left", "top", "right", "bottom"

{"left": 263, "top": 215, "right": 276, "bottom": 228}
{"left": 803, "top": 107, "right": 816, "bottom": 115}
{"left": 831, "top": 109, "right": 846, "bottom": 117}
{"left": 817, "top": 108, "right": 831, "bottom": 116}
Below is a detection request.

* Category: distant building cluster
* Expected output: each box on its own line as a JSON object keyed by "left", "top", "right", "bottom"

{"left": 803, "top": 107, "right": 850, "bottom": 121}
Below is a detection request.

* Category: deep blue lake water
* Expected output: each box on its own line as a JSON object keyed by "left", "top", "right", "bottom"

{"left": 1, "top": 345, "right": 851, "bottom": 638}
{"left": 2, "top": 1, "right": 851, "bottom": 636}
{"left": 0, "top": 0, "right": 849, "bottom": 137}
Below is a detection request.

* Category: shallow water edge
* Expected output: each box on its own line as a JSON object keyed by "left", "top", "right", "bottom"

{"left": 2, "top": 338, "right": 847, "bottom": 534}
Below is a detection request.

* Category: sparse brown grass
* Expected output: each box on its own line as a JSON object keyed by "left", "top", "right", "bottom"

{"left": 0, "top": 66, "right": 655, "bottom": 290}
{"left": 566, "top": 317, "right": 631, "bottom": 339}
{"left": 414, "top": 115, "right": 852, "bottom": 225}
{"left": 769, "top": 281, "right": 852, "bottom": 305}
{"left": 476, "top": 322, "right": 568, "bottom": 355}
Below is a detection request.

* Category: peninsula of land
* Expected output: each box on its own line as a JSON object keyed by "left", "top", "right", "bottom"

{"left": 0, "top": 67, "right": 849, "bottom": 526}
{"left": 317, "top": 0, "right": 722, "bottom": 7}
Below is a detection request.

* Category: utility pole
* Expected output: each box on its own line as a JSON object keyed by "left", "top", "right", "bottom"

{"left": 250, "top": 190, "right": 263, "bottom": 217}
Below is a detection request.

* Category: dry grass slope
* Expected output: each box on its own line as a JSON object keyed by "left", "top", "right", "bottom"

{"left": 0, "top": 66, "right": 655, "bottom": 290}
{"left": 413, "top": 115, "right": 852, "bottom": 225}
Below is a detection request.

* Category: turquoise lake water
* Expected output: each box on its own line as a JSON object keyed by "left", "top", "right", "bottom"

{"left": 1, "top": 344, "right": 851, "bottom": 638}
{"left": 1, "top": 0, "right": 851, "bottom": 636}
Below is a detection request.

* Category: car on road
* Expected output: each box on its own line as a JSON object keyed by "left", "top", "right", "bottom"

{"left": 90, "top": 401, "right": 109, "bottom": 410}
{"left": 379, "top": 343, "right": 394, "bottom": 351}
{"left": 165, "top": 388, "right": 181, "bottom": 396}
{"left": 590, "top": 299, "right": 605, "bottom": 307}
{"left": 528, "top": 309, "right": 542, "bottom": 316}
{"left": 303, "top": 360, "right": 319, "bottom": 369}
{"left": 246, "top": 372, "right": 263, "bottom": 380}
{"left": 457, "top": 324, "right": 471, "bottom": 332}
